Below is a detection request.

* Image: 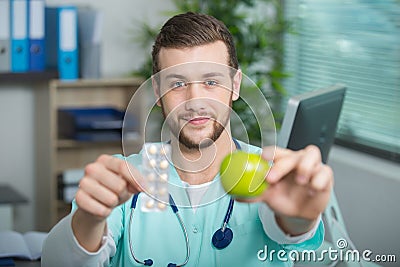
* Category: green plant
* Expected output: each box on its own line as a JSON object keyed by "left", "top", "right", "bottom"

{"left": 133, "top": 0, "right": 289, "bottom": 145}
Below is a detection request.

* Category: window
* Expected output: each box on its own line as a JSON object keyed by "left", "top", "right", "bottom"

{"left": 282, "top": 0, "right": 400, "bottom": 161}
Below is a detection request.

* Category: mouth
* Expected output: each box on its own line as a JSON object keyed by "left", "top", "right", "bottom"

{"left": 186, "top": 116, "right": 211, "bottom": 125}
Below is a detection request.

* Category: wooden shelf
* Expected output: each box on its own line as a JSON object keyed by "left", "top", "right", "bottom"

{"left": 57, "top": 200, "right": 72, "bottom": 209}
{"left": 0, "top": 70, "right": 58, "bottom": 83}
{"left": 57, "top": 135, "right": 142, "bottom": 149}
{"left": 57, "top": 139, "right": 122, "bottom": 149}
{"left": 35, "top": 77, "right": 146, "bottom": 231}
{"left": 49, "top": 76, "right": 144, "bottom": 89}
{"left": 56, "top": 201, "right": 72, "bottom": 222}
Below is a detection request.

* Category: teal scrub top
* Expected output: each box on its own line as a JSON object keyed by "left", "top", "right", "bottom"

{"left": 74, "top": 141, "right": 324, "bottom": 267}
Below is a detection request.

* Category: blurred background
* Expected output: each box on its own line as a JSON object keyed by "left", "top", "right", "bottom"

{"left": 0, "top": 0, "right": 398, "bottom": 266}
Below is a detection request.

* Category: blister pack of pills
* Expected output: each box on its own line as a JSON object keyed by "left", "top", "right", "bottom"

{"left": 141, "top": 143, "right": 171, "bottom": 212}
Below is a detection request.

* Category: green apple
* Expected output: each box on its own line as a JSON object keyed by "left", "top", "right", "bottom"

{"left": 220, "top": 151, "right": 270, "bottom": 198}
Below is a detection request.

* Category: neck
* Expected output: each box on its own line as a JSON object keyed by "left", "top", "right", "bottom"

{"left": 171, "top": 129, "right": 237, "bottom": 185}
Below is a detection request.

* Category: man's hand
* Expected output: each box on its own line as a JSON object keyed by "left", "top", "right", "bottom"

{"left": 75, "top": 154, "right": 144, "bottom": 220}
{"left": 72, "top": 155, "right": 143, "bottom": 251}
{"left": 245, "top": 145, "right": 333, "bottom": 235}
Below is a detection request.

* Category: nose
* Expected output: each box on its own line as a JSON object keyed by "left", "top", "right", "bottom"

{"left": 184, "top": 82, "right": 207, "bottom": 112}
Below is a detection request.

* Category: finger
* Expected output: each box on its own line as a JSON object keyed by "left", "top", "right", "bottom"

{"left": 261, "top": 146, "right": 292, "bottom": 161}
{"left": 296, "top": 145, "right": 322, "bottom": 185}
{"left": 84, "top": 162, "right": 133, "bottom": 196}
{"left": 97, "top": 155, "right": 145, "bottom": 191}
{"left": 266, "top": 152, "right": 301, "bottom": 183}
{"left": 122, "top": 161, "right": 146, "bottom": 191}
{"left": 96, "top": 154, "right": 123, "bottom": 173}
{"left": 118, "top": 186, "right": 135, "bottom": 204}
{"left": 310, "top": 164, "right": 334, "bottom": 191}
{"left": 127, "top": 183, "right": 139, "bottom": 194}
{"left": 79, "top": 177, "right": 119, "bottom": 208}
{"left": 75, "top": 189, "right": 112, "bottom": 219}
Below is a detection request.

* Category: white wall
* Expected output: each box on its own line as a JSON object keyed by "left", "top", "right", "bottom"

{"left": 0, "top": 85, "right": 35, "bottom": 232}
{"left": 329, "top": 145, "right": 400, "bottom": 267}
{"left": 45, "top": 0, "right": 175, "bottom": 78}
{"left": 0, "top": 0, "right": 174, "bottom": 232}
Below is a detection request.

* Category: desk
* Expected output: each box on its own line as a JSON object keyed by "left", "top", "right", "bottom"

{"left": 0, "top": 185, "right": 28, "bottom": 231}
{"left": 0, "top": 260, "right": 40, "bottom": 267}
{"left": 14, "top": 260, "right": 40, "bottom": 267}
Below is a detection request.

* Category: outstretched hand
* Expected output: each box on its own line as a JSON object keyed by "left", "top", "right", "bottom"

{"left": 239, "top": 145, "right": 333, "bottom": 235}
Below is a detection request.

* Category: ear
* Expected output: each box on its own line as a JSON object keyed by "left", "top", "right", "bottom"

{"left": 152, "top": 76, "right": 162, "bottom": 107}
{"left": 232, "top": 69, "right": 242, "bottom": 101}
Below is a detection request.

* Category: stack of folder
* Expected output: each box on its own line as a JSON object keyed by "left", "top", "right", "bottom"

{"left": 57, "top": 107, "right": 133, "bottom": 142}
{"left": 0, "top": 0, "right": 46, "bottom": 73}
{"left": 0, "top": 0, "right": 103, "bottom": 81}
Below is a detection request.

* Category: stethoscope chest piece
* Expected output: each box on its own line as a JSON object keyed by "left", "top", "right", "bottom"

{"left": 212, "top": 227, "right": 233, "bottom": 249}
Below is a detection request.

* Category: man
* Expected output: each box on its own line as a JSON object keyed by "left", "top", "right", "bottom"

{"left": 42, "top": 12, "right": 333, "bottom": 266}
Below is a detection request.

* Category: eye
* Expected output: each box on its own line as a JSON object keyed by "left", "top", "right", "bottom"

{"left": 171, "top": 81, "right": 187, "bottom": 90}
{"left": 204, "top": 80, "right": 218, "bottom": 88}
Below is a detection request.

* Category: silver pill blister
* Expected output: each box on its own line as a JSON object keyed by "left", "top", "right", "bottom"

{"left": 141, "top": 143, "right": 171, "bottom": 212}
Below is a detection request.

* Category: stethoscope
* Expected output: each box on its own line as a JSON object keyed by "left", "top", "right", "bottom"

{"left": 128, "top": 139, "right": 241, "bottom": 267}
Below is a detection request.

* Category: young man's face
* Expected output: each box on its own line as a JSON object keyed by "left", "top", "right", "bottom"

{"left": 155, "top": 41, "right": 241, "bottom": 150}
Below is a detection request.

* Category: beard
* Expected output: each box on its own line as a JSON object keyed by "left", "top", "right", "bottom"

{"left": 160, "top": 95, "right": 233, "bottom": 150}
{"left": 179, "top": 118, "right": 226, "bottom": 150}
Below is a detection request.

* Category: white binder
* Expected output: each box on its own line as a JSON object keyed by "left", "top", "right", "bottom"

{"left": 0, "top": 0, "right": 11, "bottom": 72}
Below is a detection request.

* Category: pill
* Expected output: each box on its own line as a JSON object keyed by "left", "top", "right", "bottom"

{"left": 159, "top": 159, "right": 169, "bottom": 169}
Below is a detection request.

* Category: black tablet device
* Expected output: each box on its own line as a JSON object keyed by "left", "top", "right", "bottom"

{"left": 278, "top": 84, "right": 347, "bottom": 163}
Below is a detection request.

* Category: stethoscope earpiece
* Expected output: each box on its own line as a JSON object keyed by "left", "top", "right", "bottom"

{"left": 167, "top": 263, "right": 177, "bottom": 267}
{"left": 212, "top": 227, "right": 233, "bottom": 249}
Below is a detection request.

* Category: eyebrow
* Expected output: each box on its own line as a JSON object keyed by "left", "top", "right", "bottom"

{"left": 202, "top": 72, "right": 225, "bottom": 78}
{"left": 164, "top": 72, "right": 225, "bottom": 80}
{"left": 164, "top": 74, "right": 186, "bottom": 80}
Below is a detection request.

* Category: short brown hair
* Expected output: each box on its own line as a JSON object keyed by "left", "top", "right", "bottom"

{"left": 151, "top": 12, "right": 239, "bottom": 74}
